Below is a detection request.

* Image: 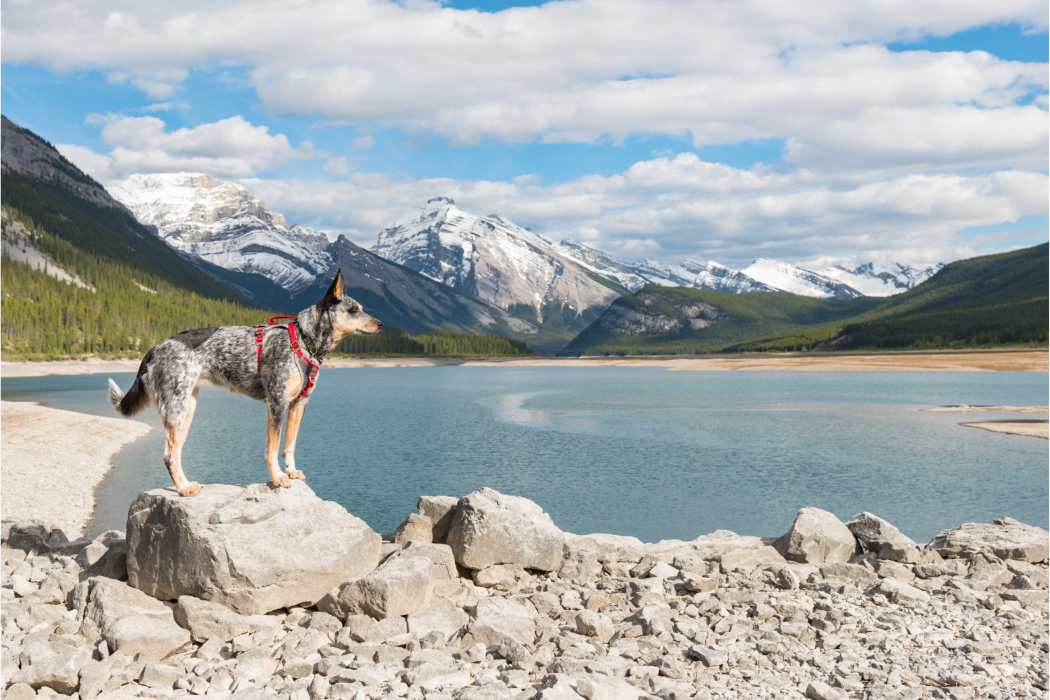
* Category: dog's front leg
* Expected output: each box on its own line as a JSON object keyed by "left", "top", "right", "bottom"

{"left": 283, "top": 399, "right": 307, "bottom": 481}
{"left": 266, "top": 403, "right": 291, "bottom": 488}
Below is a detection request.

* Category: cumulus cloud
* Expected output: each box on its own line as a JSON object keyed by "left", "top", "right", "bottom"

{"left": 58, "top": 115, "right": 321, "bottom": 182}
{"left": 4, "top": 0, "right": 1047, "bottom": 172}
{"left": 236, "top": 153, "right": 1047, "bottom": 269}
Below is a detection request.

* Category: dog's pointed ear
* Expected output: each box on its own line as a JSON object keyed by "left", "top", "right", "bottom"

{"left": 321, "top": 269, "right": 346, "bottom": 307}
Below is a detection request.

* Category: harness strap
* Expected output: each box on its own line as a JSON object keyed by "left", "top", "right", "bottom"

{"left": 255, "top": 319, "right": 322, "bottom": 399}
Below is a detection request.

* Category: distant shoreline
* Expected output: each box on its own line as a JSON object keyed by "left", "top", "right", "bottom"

{"left": 2, "top": 349, "right": 1046, "bottom": 377}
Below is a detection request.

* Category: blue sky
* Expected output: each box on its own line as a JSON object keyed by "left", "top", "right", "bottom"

{"left": 2, "top": 1, "right": 1047, "bottom": 268}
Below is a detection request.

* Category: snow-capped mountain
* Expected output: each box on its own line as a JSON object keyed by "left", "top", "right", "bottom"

{"left": 372, "top": 197, "right": 621, "bottom": 330}
{"left": 110, "top": 173, "right": 332, "bottom": 294}
{"left": 740, "top": 258, "right": 864, "bottom": 299}
{"left": 545, "top": 239, "right": 650, "bottom": 292}
{"left": 819, "top": 262, "right": 945, "bottom": 297}
{"left": 628, "top": 260, "right": 707, "bottom": 288}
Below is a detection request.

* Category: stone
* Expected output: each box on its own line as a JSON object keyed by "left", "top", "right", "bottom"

{"left": 806, "top": 681, "right": 848, "bottom": 700}
{"left": 559, "top": 550, "right": 602, "bottom": 580}
{"left": 473, "top": 564, "right": 529, "bottom": 587}
{"left": 497, "top": 636, "right": 534, "bottom": 670}
{"left": 564, "top": 533, "right": 645, "bottom": 564}
{"left": 818, "top": 563, "right": 878, "bottom": 585}
{"left": 717, "top": 545, "right": 785, "bottom": 573}
{"left": 317, "top": 555, "right": 434, "bottom": 620}
{"left": 383, "top": 541, "right": 458, "bottom": 580}
{"left": 647, "top": 561, "right": 678, "bottom": 579}
{"left": 126, "top": 481, "right": 381, "bottom": 615}
{"left": 407, "top": 598, "right": 470, "bottom": 642}
{"left": 775, "top": 507, "right": 858, "bottom": 564}
{"left": 394, "top": 514, "right": 434, "bottom": 544}
{"left": 845, "top": 512, "right": 921, "bottom": 563}
{"left": 447, "top": 488, "right": 565, "bottom": 571}
{"left": 417, "top": 496, "right": 459, "bottom": 545}
{"left": 4, "top": 684, "right": 37, "bottom": 700}
{"left": 574, "top": 611, "right": 614, "bottom": 643}
{"left": 355, "top": 614, "right": 409, "bottom": 645}
{"left": 78, "top": 661, "right": 110, "bottom": 700}
{"left": 575, "top": 674, "right": 647, "bottom": 700}
{"left": 77, "top": 577, "right": 191, "bottom": 659}
{"left": 874, "top": 560, "right": 916, "bottom": 583}
{"left": 689, "top": 646, "right": 727, "bottom": 667}
{"left": 915, "top": 559, "right": 969, "bottom": 579}
{"left": 10, "top": 649, "right": 86, "bottom": 693}
{"left": 464, "top": 607, "right": 537, "bottom": 647}
{"left": 174, "top": 595, "right": 254, "bottom": 642}
{"left": 140, "top": 663, "right": 180, "bottom": 688}
{"left": 929, "top": 519, "right": 1049, "bottom": 562}
{"left": 877, "top": 578, "right": 931, "bottom": 607}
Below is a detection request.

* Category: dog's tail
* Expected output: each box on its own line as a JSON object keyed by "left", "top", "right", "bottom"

{"left": 108, "top": 350, "right": 153, "bottom": 417}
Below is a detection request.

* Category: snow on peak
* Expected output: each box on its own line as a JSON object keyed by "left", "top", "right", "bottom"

{"left": 741, "top": 258, "right": 862, "bottom": 299}
{"left": 109, "top": 173, "right": 331, "bottom": 294}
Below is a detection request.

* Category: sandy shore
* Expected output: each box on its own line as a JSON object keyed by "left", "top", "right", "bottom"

{"left": 960, "top": 420, "right": 1049, "bottom": 440}
{"left": 0, "top": 401, "right": 152, "bottom": 537}
{"left": 6, "top": 350, "right": 1045, "bottom": 376}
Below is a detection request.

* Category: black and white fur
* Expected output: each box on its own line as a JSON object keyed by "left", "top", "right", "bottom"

{"left": 107, "top": 270, "right": 381, "bottom": 496}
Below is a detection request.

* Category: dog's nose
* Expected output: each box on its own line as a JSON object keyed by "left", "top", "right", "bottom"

{"left": 377, "top": 320, "right": 383, "bottom": 328}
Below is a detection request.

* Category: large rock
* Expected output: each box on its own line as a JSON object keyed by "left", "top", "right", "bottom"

{"left": 845, "top": 512, "right": 920, "bottom": 563}
{"left": 318, "top": 555, "right": 435, "bottom": 620}
{"left": 9, "top": 649, "right": 89, "bottom": 693}
{"left": 77, "top": 577, "right": 191, "bottom": 658}
{"left": 175, "top": 595, "right": 255, "bottom": 642}
{"left": 394, "top": 514, "right": 434, "bottom": 544}
{"left": 929, "top": 518, "right": 1049, "bottom": 563}
{"left": 775, "top": 508, "right": 858, "bottom": 564}
{"left": 126, "top": 481, "right": 381, "bottom": 615}
{"left": 384, "top": 541, "right": 459, "bottom": 580}
{"left": 447, "top": 488, "right": 564, "bottom": 571}
{"left": 418, "top": 496, "right": 459, "bottom": 544}
{"left": 407, "top": 598, "right": 470, "bottom": 642}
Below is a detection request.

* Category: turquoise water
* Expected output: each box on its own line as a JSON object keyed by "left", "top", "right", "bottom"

{"left": 3, "top": 368, "right": 1047, "bottom": 543}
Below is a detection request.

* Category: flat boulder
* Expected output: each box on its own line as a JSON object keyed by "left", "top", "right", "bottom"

{"left": 384, "top": 541, "right": 459, "bottom": 580}
{"left": 318, "top": 555, "right": 435, "bottom": 620}
{"left": 845, "top": 512, "right": 920, "bottom": 563}
{"left": 775, "top": 508, "right": 858, "bottom": 564}
{"left": 447, "top": 488, "right": 565, "bottom": 571}
{"left": 76, "top": 577, "right": 191, "bottom": 658}
{"left": 929, "top": 518, "right": 1049, "bottom": 563}
{"left": 174, "top": 595, "right": 255, "bottom": 642}
{"left": 126, "top": 481, "right": 381, "bottom": 615}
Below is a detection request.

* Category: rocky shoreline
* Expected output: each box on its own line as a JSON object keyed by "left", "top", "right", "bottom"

{"left": 2, "top": 485, "right": 1047, "bottom": 700}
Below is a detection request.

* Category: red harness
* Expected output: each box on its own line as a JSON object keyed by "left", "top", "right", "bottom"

{"left": 255, "top": 316, "right": 321, "bottom": 399}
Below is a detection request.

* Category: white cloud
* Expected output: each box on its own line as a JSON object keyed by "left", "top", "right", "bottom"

{"left": 350, "top": 136, "right": 375, "bottom": 151}
{"left": 4, "top": 0, "right": 1046, "bottom": 172}
{"left": 237, "top": 152, "right": 1047, "bottom": 268}
{"left": 58, "top": 115, "right": 321, "bottom": 182}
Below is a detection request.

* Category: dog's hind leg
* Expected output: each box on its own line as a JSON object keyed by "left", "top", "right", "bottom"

{"left": 164, "top": 387, "right": 201, "bottom": 497}
{"left": 283, "top": 400, "right": 307, "bottom": 481}
{"left": 266, "top": 402, "right": 291, "bottom": 488}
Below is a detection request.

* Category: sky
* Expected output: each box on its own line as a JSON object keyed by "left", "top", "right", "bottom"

{"left": 2, "top": 0, "right": 1048, "bottom": 270}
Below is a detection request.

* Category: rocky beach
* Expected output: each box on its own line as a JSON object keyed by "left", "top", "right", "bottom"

{"left": 2, "top": 483, "right": 1047, "bottom": 700}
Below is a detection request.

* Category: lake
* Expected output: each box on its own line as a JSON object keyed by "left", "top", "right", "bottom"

{"left": 2, "top": 367, "right": 1047, "bottom": 544}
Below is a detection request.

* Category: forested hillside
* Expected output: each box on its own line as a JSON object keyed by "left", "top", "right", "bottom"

{"left": 332, "top": 327, "right": 532, "bottom": 357}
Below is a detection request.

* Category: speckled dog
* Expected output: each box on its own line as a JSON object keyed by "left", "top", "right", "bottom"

{"left": 107, "top": 270, "right": 381, "bottom": 496}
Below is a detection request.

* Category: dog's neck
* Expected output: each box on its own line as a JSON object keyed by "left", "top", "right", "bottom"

{"left": 296, "top": 307, "right": 336, "bottom": 361}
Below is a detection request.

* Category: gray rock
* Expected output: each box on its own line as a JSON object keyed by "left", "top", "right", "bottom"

{"left": 126, "top": 481, "right": 381, "bottom": 615}
{"left": 877, "top": 578, "right": 931, "bottom": 607}
{"left": 78, "top": 661, "right": 111, "bottom": 700}
{"left": 417, "top": 496, "right": 459, "bottom": 545}
{"left": 575, "top": 610, "right": 614, "bottom": 643}
{"left": 394, "top": 514, "right": 434, "bottom": 544}
{"left": 689, "top": 646, "right": 727, "bottom": 667}
{"left": 465, "top": 612, "right": 536, "bottom": 647}
{"left": 497, "top": 636, "right": 534, "bottom": 670}
{"left": 406, "top": 598, "right": 470, "bottom": 642}
{"left": 352, "top": 614, "right": 407, "bottom": 643}
{"left": 384, "top": 541, "right": 458, "bottom": 580}
{"left": 10, "top": 649, "right": 87, "bottom": 693}
{"left": 818, "top": 563, "right": 878, "bottom": 585}
{"left": 846, "top": 512, "right": 920, "bottom": 563}
{"left": 564, "top": 533, "right": 645, "bottom": 564}
{"left": 806, "top": 681, "right": 847, "bottom": 700}
{"left": 914, "top": 559, "right": 968, "bottom": 579}
{"left": 318, "top": 555, "right": 434, "bottom": 620}
{"left": 473, "top": 564, "right": 529, "bottom": 588}
{"left": 4, "top": 684, "right": 37, "bottom": 700}
{"left": 140, "top": 663, "right": 181, "bottom": 688}
{"left": 77, "top": 577, "right": 191, "bottom": 658}
{"left": 447, "top": 488, "right": 565, "bottom": 571}
{"left": 929, "top": 518, "right": 1049, "bottom": 563}
{"left": 775, "top": 507, "right": 858, "bottom": 564}
{"left": 175, "top": 595, "right": 254, "bottom": 642}
{"left": 559, "top": 550, "right": 602, "bottom": 580}
{"left": 716, "top": 545, "right": 785, "bottom": 574}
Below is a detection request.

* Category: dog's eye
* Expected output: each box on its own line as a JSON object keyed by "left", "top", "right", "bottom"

{"left": 349, "top": 304, "right": 360, "bottom": 314}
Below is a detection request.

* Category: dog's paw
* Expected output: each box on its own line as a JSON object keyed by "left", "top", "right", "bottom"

{"left": 179, "top": 482, "right": 201, "bottom": 497}
{"left": 273, "top": 474, "right": 291, "bottom": 488}
{"left": 287, "top": 470, "right": 306, "bottom": 481}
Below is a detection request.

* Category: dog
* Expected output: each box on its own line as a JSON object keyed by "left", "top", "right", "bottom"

{"left": 108, "top": 270, "right": 381, "bottom": 496}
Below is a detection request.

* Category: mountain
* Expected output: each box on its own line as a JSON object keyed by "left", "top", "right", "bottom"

{"left": 372, "top": 197, "right": 623, "bottom": 333}
{"left": 559, "top": 287, "right": 881, "bottom": 356}
{"left": 108, "top": 173, "right": 575, "bottom": 350}
{"left": 819, "top": 261, "right": 945, "bottom": 297}
{"left": 740, "top": 258, "right": 863, "bottom": 299}
{"left": 1, "top": 117, "right": 266, "bottom": 357}
{"left": 110, "top": 173, "right": 332, "bottom": 296}
{"left": 545, "top": 239, "right": 650, "bottom": 292}
{"left": 563, "top": 244, "right": 1048, "bottom": 356}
